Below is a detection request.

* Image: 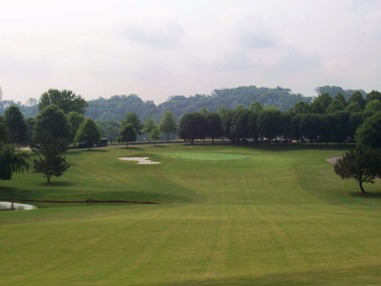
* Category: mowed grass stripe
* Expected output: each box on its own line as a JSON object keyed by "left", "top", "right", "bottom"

{"left": 1, "top": 144, "right": 381, "bottom": 285}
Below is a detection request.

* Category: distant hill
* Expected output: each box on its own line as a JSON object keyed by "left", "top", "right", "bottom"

{"left": 4, "top": 85, "right": 368, "bottom": 121}
{"left": 84, "top": 85, "right": 312, "bottom": 122}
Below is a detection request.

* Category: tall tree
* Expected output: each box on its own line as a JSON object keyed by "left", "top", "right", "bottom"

{"left": 298, "top": 113, "right": 322, "bottom": 144}
{"left": 159, "top": 111, "right": 177, "bottom": 142}
{"left": 75, "top": 118, "right": 102, "bottom": 150}
{"left": 122, "top": 112, "right": 143, "bottom": 135}
{"left": 32, "top": 105, "right": 71, "bottom": 183}
{"left": 310, "top": 93, "right": 333, "bottom": 114}
{"left": 105, "top": 125, "right": 120, "bottom": 144}
{"left": 120, "top": 124, "right": 137, "bottom": 147}
{"left": 366, "top": 90, "right": 381, "bottom": 102}
{"left": 348, "top": 91, "right": 366, "bottom": 110}
{"left": 67, "top": 111, "right": 85, "bottom": 145}
{"left": 4, "top": 106, "right": 28, "bottom": 145}
{"left": 150, "top": 125, "right": 161, "bottom": 141}
{"left": 0, "top": 145, "right": 29, "bottom": 180}
{"left": 143, "top": 117, "right": 156, "bottom": 142}
{"left": 355, "top": 112, "right": 381, "bottom": 149}
{"left": 39, "top": 89, "right": 88, "bottom": 114}
{"left": 231, "top": 108, "right": 249, "bottom": 142}
{"left": 332, "top": 111, "right": 351, "bottom": 144}
{"left": 205, "top": 112, "right": 222, "bottom": 143}
{"left": 257, "top": 109, "right": 282, "bottom": 142}
{"left": 364, "top": 99, "right": 381, "bottom": 114}
{"left": 290, "top": 101, "right": 311, "bottom": 114}
{"left": 178, "top": 112, "right": 207, "bottom": 144}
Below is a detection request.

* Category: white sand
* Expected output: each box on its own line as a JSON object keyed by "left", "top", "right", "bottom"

{"left": 118, "top": 157, "right": 161, "bottom": 165}
{"left": 326, "top": 156, "right": 342, "bottom": 164}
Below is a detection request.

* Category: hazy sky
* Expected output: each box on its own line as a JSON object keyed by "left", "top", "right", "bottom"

{"left": 1, "top": 0, "right": 381, "bottom": 104}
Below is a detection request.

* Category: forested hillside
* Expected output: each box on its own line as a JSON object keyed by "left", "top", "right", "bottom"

{"left": 84, "top": 86, "right": 311, "bottom": 122}
{"left": 1, "top": 85, "right": 367, "bottom": 122}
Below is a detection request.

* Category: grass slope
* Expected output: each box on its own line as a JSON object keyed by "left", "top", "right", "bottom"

{"left": 0, "top": 144, "right": 380, "bottom": 285}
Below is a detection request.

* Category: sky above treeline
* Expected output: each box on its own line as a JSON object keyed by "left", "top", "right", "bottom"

{"left": 1, "top": 0, "right": 381, "bottom": 104}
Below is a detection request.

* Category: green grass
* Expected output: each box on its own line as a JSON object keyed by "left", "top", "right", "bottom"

{"left": 1, "top": 143, "right": 381, "bottom": 285}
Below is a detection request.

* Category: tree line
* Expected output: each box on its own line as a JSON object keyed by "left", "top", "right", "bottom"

{"left": 1, "top": 85, "right": 314, "bottom": 121}
{"left": 176, "top": 90, "right": 381, "bottom": 145}
{"left": 2, "top": 87, "right": 381, "bottom": 192}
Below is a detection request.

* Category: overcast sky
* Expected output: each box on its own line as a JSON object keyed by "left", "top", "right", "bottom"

{"left": 1, "top": 0, "right": 381, "bottom": 104}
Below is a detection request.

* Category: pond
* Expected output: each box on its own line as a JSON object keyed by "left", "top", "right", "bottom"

{"left": 0, "top": 201, "right": 36, "bottom": 211}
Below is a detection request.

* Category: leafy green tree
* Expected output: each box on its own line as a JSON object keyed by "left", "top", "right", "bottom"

{"left": 33, "top": 105, "right": 71, "bottom": 152}
{"left": 159, "top": 111, "right": 177, "bottom": 142}
{"left": 334, "top": 93, "right": 347, "bottom": 106}
{"left": 366, "top": 90, "right": 381, "bottom": 102}
{"left": 122, "top": 112, "right": 143, "bottom": 135}
{"left": 334, "top": 146, "right": 381, "bottom": 193}
{"left": 150, "top": 125, "right": 161, "bottom": 141}
{"left": 178, "top": 112, "right": 207, "bottom": 144}
{"left": 32, "top": 105, "right": 71, "bottom": 183}
{"left": 280, "top": 112, "right": 292, "bottom": 142}
{"left": 231, "top": 108, "right": 249, "bottom": 142}
{"left": 120, "top": 124, "right": 137, "bottom": 147}
{"left": 290, "top": 114, "right": 303, "bottom": 142}
{"left": 364, "top": 99, "right": 381, "bottom": 114}
{"left": 332, "top": 111, "right": 351, "bottom": 144}
{"left": 33, "top": 151, "right": 70, "bottom": 184}
{"left": 4, "top": 106, "right": 28, "bottom": 145}
{"left": 39, "top": 89, "right": 87, "bottom": 114}
{"left": 75, "top": 118, "right": 101, "bottom": 150}
{"left": 355, "top": 112, "right": 381, "bottom": 149}
{"left": 105, "top": 125, "right": 120, "bottom": 144}
{"left": 349, "top": 112, "right": 364, "bottom": 141}
{"left": 345, "top": 101, "right": 362, "bottom": 113}
{"left": 219, "top": 108, "right": 234, "bottom": 142}
{"left": 0, "top": 145, "right": 29, "bottom": 180}
{"left": 205, "top": 112, "right": 222, "bottom": 143}
{"left": 67, "top": 111, "right": 85, "bottom": 145}
{"left": 348, "top": 91, "right": 366, "bottom": 110}
{"left": 142, "top": 117, "right": 157, "bottom": 142}
{"left": 290, "top": 101, "right": 311, "bottom": 114}
{"left": 249, "top": 102, "right": 263, "bottom": 113}
{"left": 327, "top": 99, "right": 345, "bottom": 113}
{"left": 0, "top": 119, "right": 29, "bottom": 181}
{"left": 311, "top": 93, "right": 332, "bottom": 114}
{"left": 25, "top": 117, "right": 36, "bottom": 146}
{"left": 299, "top": 113, "right": 322, "bottom": 144}
{"left": 321, "top": 114, "right": 335, "bottom": 144}
{"left": 257, "top": 109, "right": 282, "bottom": 142}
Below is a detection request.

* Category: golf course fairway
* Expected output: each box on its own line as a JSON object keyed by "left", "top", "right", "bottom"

{"left": 0, "top": 144, "right": 380, "bottom": 285}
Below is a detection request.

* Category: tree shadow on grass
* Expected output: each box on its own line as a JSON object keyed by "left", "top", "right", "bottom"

{"left": 0, "top": 186, "right": 44, "bottom": 200}
{"left": 38, "top": 181, "right": 76, "bottom": 187}
{"left": 350, "top": 191, "right": 381, "bottom": 199}
{"left": 153, "top": 144, "right": 168, "bottom": 148}
{"left": 121, "top": 146, "right": 144, "bottom": 151}
{"left": 68, "top": 148, "right": 108, "bottom": 155}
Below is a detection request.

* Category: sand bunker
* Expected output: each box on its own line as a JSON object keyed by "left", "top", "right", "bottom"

{"left": 0, "top": 201, "right": 36, "bottom": 211}
{"left": 326, "top": 156, "right": 342, "bottom": 164}
{"left": 118, "top": 157, "right": 161, "bottom": 165}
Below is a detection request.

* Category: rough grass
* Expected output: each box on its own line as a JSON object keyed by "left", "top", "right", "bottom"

{"left": 0, "top": 144, "right": 381, "bottom": 285}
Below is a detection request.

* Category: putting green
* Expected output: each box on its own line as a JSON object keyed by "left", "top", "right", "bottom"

{"left": 164, "top": 152, "right": 252, "bottom": 161}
